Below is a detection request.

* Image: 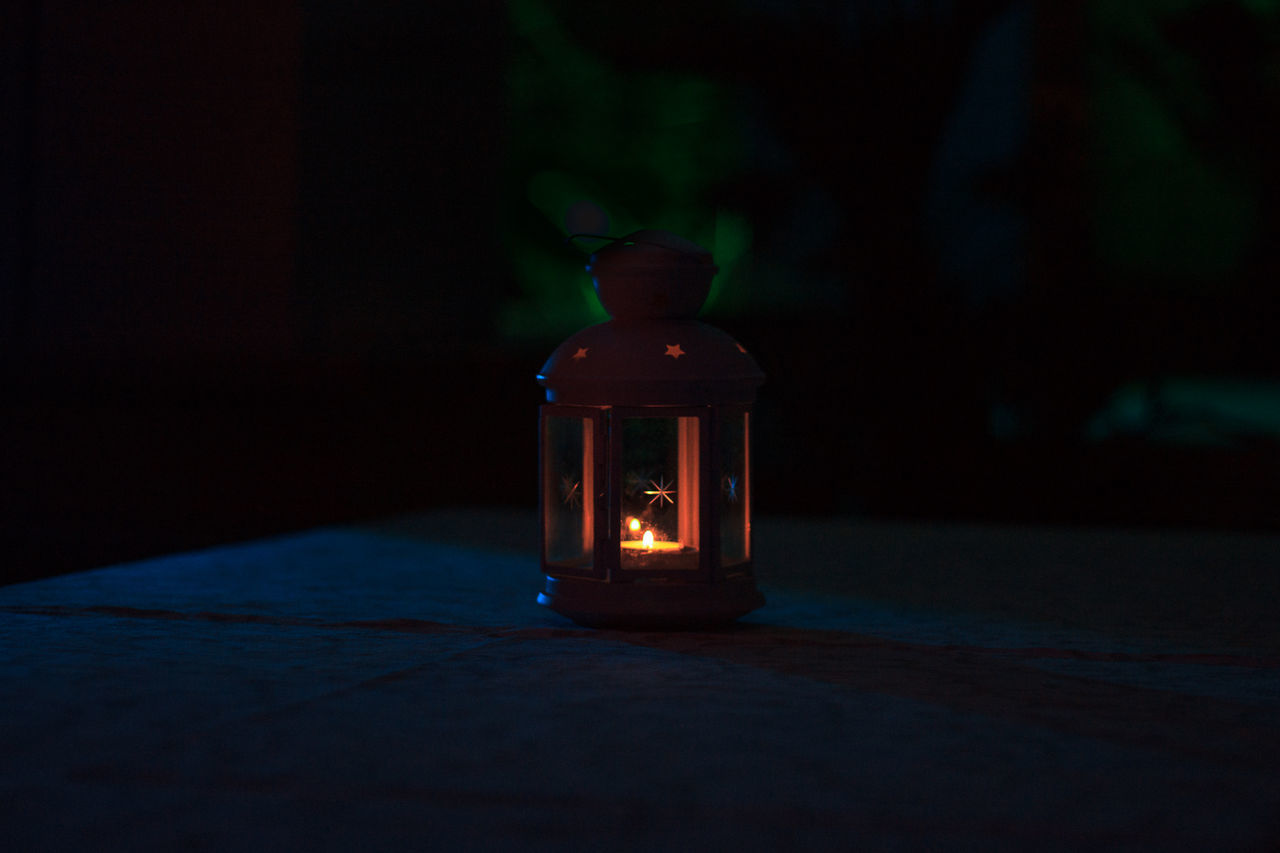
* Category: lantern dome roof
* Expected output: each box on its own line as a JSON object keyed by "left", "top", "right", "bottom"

{"left": 539, "top": 230, "right": 764, "bottom": 405}
{"left": 539, "top": 318, "right": 763, "bottom": 405}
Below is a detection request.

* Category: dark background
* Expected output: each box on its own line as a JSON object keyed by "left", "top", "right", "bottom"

{"left": 4, "top": 0, "right": 1279, "bottom": 586}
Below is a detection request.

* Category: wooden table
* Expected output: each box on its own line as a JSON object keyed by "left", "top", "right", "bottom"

{"left": 4, "top": 509, "right": 1279, "bottom": 850}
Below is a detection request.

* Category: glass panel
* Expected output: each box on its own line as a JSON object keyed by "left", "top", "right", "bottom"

{"left": 719, "top": 411, "right": 750, "bottom": 568}
{"left": 619, "top": 415, "right": 700, "bottom": 571}
{"left": 543, "top": 415, "right": 594, "bottom": 569}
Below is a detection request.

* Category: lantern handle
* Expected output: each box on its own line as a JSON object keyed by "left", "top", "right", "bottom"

{"left": 565, "top": 232, "right": 709, "bottom": 254}
{"left": 564, "top": 233, "right": 617, "bottom": 250}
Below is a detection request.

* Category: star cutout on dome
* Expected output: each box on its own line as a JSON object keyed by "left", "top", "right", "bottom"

{"left": 664, "top": 344, "right": 685, "bottom": 359}
{"left": 736, "top": 343, "right": 748, "bottom": 354}
{"left": 572, "top": 347, "right": 589, "bottom": 360}
{"left": 644, "top": 476, "right": 676, "bottom": 506}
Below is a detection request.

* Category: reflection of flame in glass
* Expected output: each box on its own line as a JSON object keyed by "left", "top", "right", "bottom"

{"left": 628, "top": 517, "right": 642, "bottom": 533}
{"left": 642, "top": 530, "right": 655, "bottom": 549}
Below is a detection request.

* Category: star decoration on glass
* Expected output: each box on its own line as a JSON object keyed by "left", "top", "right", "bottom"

{"left": 560, "top": 475, "right": 581, "bottom": 508}
{"left": 572, "top": 347, "right": 589, "bottom": 360}
{"left": 664, "top": 344, "right": 685, "bottom": 359}
{"left": 722, "top": 473, "right": 739, "bottom": 503}
{"left": 644, "top": 476, "right": 676, "bottom": 506}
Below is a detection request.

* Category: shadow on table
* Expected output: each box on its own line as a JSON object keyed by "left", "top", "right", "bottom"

{"left": 363, "top": 508, "right": 1280, "bottom": 655}
{"left": 224, "top": 610, "right": 1279, "bottom": 776}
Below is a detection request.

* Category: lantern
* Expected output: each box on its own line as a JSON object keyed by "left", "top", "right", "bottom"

{"left": 537, "top": 230, "right": 765, "bottom": 628}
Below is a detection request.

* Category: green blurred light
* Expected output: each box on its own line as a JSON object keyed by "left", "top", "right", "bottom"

{"left": 705, "top": 209, "right": 752, "bottom": 313}
{"left": 526, "top": 171, "right": 621, "bottom": 236}
{"left": 1240, "top": 0, "right": 1279, "bottom": 15}
{"left": 1091, "top": 0, "right": 1269, "bottom": 283}
{"left": 503, "top": 0, "right": 750, "bottom": 340}
{"left": 1087, "top": 378, "right": 1280, "bottom": 444}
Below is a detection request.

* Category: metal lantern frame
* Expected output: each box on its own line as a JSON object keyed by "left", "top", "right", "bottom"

{"left": 535, "top": 230, "right": 765, "bottom": 628}
{"left": 539, "top": 402, "right": 753, "bottom": 581}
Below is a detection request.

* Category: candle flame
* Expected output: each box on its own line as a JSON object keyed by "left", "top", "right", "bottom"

{"left": 628, "top": 517, "right": 641, "bottom": 533}
{"left": 642, "top": 530, "right": 654, "bottom": 549}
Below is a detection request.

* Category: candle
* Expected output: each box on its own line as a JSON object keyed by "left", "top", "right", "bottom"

{"left": 618, "top": 522, "right": 698, "bottom": 570}
{"left": 620, "top": 522, "right": 683, "bottom": 551}
{"left": 620, "top": 535, "right": 683, "bottom": 552}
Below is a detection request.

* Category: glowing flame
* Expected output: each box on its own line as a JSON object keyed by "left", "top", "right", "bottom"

{"left": 628, "top": 517, "right": 641, "bottom": 533}
{"left": 642, "top": 530, "right": 655, "bottom": 549}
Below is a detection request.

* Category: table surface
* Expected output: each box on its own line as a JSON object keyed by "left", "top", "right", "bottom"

{"left": 4, "top": 508, "right": 1280, "bottom": 851}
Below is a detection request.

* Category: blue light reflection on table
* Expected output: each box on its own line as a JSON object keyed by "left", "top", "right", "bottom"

{"left": 3, "top": 510, "right": 1280, "bottom": 851}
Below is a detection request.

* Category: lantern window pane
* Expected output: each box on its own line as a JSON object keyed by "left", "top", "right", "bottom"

{"left": 543, "top": 415, "right": 594, "bottom": 568}
{"left": 619, "top": 415, "right": 699, "bottom": 571}
{"left": 719, "top": 411, "right": 750, "bottom": 568}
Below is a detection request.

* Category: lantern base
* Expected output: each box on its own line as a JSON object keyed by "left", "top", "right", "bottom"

{"left": 537, "top": 575, "right": 765, "bottom": 629}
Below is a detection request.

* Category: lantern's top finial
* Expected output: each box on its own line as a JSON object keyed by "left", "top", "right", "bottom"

{"left": 586, "top": 229, "right": 716, "bottom": 322}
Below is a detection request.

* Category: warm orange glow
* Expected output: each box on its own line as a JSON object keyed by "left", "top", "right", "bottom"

{"left": 628, "top": 517, "right": 642, "bottom": 533}
{"left": 619, "top": 532, "right": 682, "bottom": 552}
